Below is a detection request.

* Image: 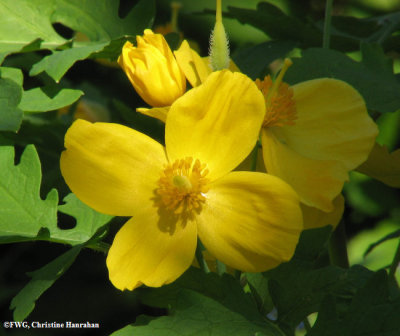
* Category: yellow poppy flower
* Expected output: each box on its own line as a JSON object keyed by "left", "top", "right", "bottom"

{"left": 257, "top": 60, "right": 379, "bottom": 212}
{"left": 60, "top": 70, "right": 303, "bottom": 291}
{"left": 135, "top": 40, "right": 240, "bottom": 123}
{"left": 118, "top": 29, "right": 186, "bottom": 109}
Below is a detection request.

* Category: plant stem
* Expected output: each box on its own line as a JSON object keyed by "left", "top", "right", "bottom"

{"left": 86, "top": 241, "right": 110, "bottom": 254}
{"left": 216, "top": 260, "right": 227, "bottom": 275}
{"left": 196, "top": 239, "right": 210, "bottom": 273}
{"left": 388, "top": 239, "right": 400, "bottom": 283}
{"left": 328, "top": 220, "right": 349, "bottom": 268}
{"left": 323, "top": 0, "right": 334, "bottom": 49}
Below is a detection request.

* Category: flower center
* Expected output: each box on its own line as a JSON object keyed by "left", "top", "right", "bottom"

{"left": 157, "top": 157, "right": 210, "bottom": 214}
{"left": 255, "top": 59, "right": 297, "bottom": 128}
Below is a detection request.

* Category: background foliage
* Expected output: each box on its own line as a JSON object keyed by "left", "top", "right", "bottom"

{"left": 1, "top": 0, "right": 399, "bottom": 335}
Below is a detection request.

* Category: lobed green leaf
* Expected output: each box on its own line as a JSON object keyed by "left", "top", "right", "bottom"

{"left": 0, "top": 145, "right": 112, "bottom": 245}
{"left": 0, "top": 145, "right": 58, "bottom": 242}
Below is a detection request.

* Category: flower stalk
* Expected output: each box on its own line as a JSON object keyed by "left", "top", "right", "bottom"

{"left": 323, "top": 0, "right": 334, "bottom": 49}
{"left": 328, "top": 220, "right": 349, "bottom": 268}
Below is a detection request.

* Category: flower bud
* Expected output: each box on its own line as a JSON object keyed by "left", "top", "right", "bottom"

{"left": 118, "top": 29, "right": 186, "bottom": 107}
{"left": 209, "top": 0, "right": 230, "bottom": 71}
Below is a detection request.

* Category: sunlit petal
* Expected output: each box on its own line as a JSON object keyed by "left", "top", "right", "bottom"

{"left": 197, "top": 171, "right": 303, "bottom": 272}
{"left": 275, "top": 78, "right": 378, "bottom": 170}
{"left": 261, "top": 129, "right": 348, "bottom": 212}
{"left": 137, "top": 106, "right": 169, "bottom": 123}
{"left": 166, "top": 70, "right": 265, "bottom": 181}
{"left": 60, "top": 119, "right": 167, "bottom": 216}
{"left": 174, "top": 40, "right": 212, "bottom": 87}
{"left": 107, "top": 208, "right": 197, "bottom": 291}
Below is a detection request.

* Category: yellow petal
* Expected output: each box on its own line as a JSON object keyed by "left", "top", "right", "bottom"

{"left": 275, "top": 78, "right": 378, "bottom": 171}
{"left": 357, "top": 143, "right": 400, "bottom": 188}
{"left": 174, "top": 40, "right": 212, "bottom": 87}
{"left": 60, "top": 119, "right": 167, "bottom": 216}
{"left": 166, "top": 70, "right": 265, "bottom": 181}
{"left": 107, "top": 208, "right": 197, "bottom": 291}
{"left": 197, "top": 171, "right": 303, "bottom": 272}
{"left": 137, "top": 106, "right": 169, "bottom": 123}
{"left": 261, "top": 130, "right": 348, "bottom": 212}
{"left": 118, "top": 31, "right": 186, "bottom": 107}
{"left": 301, "top": 194, "right": 345, "bottom": 230}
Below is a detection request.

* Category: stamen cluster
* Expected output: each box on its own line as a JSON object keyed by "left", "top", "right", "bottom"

{"left": 157, "top": 157, "right": 210, "bottom": 214}
{"left": 256, "top": 75, "right": 297, "bottom": 128}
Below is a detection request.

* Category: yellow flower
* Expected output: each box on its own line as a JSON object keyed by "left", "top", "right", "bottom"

{"left": 118, "top": 29, "right": 186, "bottom": 108}
{"left": 60, "top": 70, "right": 303, "bottom": 291}
{"left": 134, "top": 39, "right": 240, "bottom": 123}
{"left": 257, "top": 60, "right": 379, "bottom": 212}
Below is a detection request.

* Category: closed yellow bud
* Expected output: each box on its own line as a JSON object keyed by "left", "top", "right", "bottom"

{"left": 118, "top": 29, "right": 186, "bottom": 107}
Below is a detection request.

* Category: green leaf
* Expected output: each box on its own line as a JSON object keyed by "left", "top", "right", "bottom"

{"left": 7, "top": 193, "right": 112, "bottom": 321}
{"left": 0, "top": 66, "right": 23, "bottom": 85}
{"left": 29, "top": 0, "right": 155, "bottom": 81}
{"left": 29, "top": 42, "right": 108, "bottom": 82}
{"left": 0, "top": 77, "right": 23, "bottom": 131}
{"left": 57, "top": 193, "right": 113, "bottom": 246}
{"left": 364, "top": 12, "right": 400, "bottom": 45}
{"left": 226, "top": 3, "right": 321, "bottom": 49}
{"left": 114, "top": 268, "right": 285, "bottom": 335}
{"left": 285, "top": 44, "right": 400, "bottom": 114}
{"left": 308, "top": 271, "right": 400, "bottom": 336}
{"left": 225, "top": 4, "right": 400, "bottom": 52}
{"left": 263, "top": 227, "right": 374, "bottom": 334}
{"left": 1, "top": 66, "right": 82, "bottom": 113}
{"left": 141, "top": 268, "right": 262, "bottom": 322}
{"left": 0, "top": 146, "right": 112, "bottom": 245}
{"left": 232, "top": 40, "right": 297, "bottom": 80}
{"left": 269, "top": 265, "right": 372, "bottom": 334}
{"left": 52, "top": 0, "right": 155, "bottom": 42}
{"left": 19, "top": 86, "right": 83, "bottom": 112}
{"left": 10, "top": 245, "right": 82, "bottom": 321}
{"left": 0, "top": 145, "right": 58, "bottom": 242}
{"left": 363, "top": 229, "right": 400, "bottom": 257}
{"left": 0, "top": 0, "right": 66, "bottom": 63}
{"left": 245, "top": 272, "right": 274, "bottom": 315}
{"left": 112, "top": 289, "right": 282, "bottom": 336}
